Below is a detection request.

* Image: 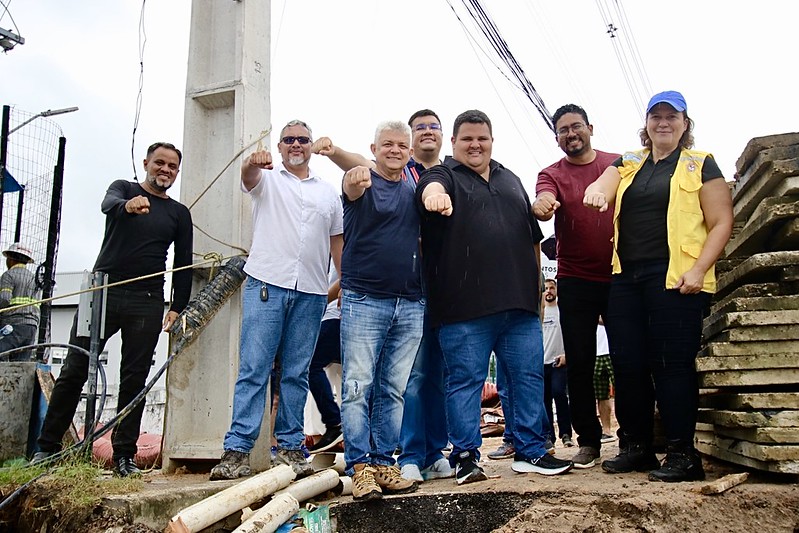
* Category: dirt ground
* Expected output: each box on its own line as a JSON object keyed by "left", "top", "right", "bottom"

{"left": 5, "top": 435, "right": 799, "bottom": 532}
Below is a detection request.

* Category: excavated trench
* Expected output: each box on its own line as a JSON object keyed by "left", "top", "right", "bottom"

{"left": 333, "top": 492, "right": 534, "bottom": 533}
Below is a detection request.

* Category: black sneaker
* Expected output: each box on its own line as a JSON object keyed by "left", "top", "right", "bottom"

{"left": 511, "top": 453, "right": 573, "bottom": 475}
{"left": 454, "top": 450, "right": 487, "bottom": 485}
{"left": 648, "top": 447, "right": 705, "bottom": 482}
{"left": 601, "top": 442, "right": 660, "bottom": 474}
{"left": 114, "top": 457, "right": 142, "bottom": 478}
{"left": 308, "top": 425, "right": 343, "bottom": 454}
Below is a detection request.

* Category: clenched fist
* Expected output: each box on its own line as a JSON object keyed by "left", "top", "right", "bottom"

{"left": 126, "top": 195, "right": 151, "bottom": 215}
{"left": 246, "top": 150, "right": 273, "bottom": 170}
{"left": 345, "top": 166, "right": 372, "bottom": 190}
{"left": 532, "top": 195, "right": 560, "bottom": 219}
{"left": 311, "top": 137, "right": 335, "bottom": 157}
{"left": 583, "top": 191, "right": 609, "bottom": 212}
{"left": 424, "top": 193, "right": 453, "bottom": 216}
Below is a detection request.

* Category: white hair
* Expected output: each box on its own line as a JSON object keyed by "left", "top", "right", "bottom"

{"left": 373, "top": 120, "right": 411, "bottom": 145}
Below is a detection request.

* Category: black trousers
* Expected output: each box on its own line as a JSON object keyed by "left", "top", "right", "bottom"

{"left": 556, "top": 277, "right": 610, "bottom": 450}
{"left": 605, "top": 261, "right": 709, "bottom": 445}
{"left": 38, "top": 286, "right": 163, "bottom": 459}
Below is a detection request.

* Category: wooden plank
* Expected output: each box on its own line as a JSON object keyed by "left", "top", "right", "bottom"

{"left": 698, "top": 473, "right": 749, "bottom": 495}
{"left": 703, "top": 309, "right": 799, "bottom": 339}
{"left": 708, "top": 283, "right": 793, "bottom": 316}
{"left": 724, "top": 200, "right": 799, "bottom": 258}
{"left": 695, "top": 439, "right": 799, "bottom": 474}
{"left": 696, "top": 353, "right": 799, "bottom": 372}
{"left": 771, "top": 218, "right": 799, "bottom": 253}
{"left": 734, "top": 162, "right": 799, "bottom": 222}
{"left": 715, "top": 426, "right": 799, "bottom": 445}
{"left": 698, "top": 409, "right": 799, "bottom": 428}
{"left": 698, "top": 392, "right": 799, "bottom": 410}
{"left": 709, "top": 293, "right": 799, "bottom": 317}
{"left": 700, "top": 340, "right": 799, "bottom": 357}
{"left": 735, "top": 133, "right": 799, "bottom": 177}
{"left": 708, "top": 434, "right": 799, "bottom": 461}
{"left": 699, "top": 369, "right": 799, "bottom": 387}
{"left": 713, "top": 324, "right": 799, "bottom": 342}
{"left": 36, "top": 368, "right": 80, "bottom": 445}
{"left": 716, "top": 251, "right": 799, "bottom": 297}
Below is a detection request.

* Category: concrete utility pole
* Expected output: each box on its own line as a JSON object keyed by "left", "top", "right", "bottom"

{"left": 162, "top": 0, "right": 271, "bottom": 472}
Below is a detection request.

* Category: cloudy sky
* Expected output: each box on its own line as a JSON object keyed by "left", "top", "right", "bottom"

{"left": 3, "top": 0, "right": 797, "bottom": 272}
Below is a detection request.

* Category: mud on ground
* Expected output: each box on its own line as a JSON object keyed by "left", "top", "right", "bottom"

{"left": 3, "top": 436, "right": 799, "bottom": 532}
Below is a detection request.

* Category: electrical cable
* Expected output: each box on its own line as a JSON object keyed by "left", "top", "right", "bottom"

{"left": 130, "top": 0, "right": 147, "bottom": 181}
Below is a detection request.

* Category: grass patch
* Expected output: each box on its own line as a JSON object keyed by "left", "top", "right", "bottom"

{"left": 1, "top": 453, "right": 143, "bottom": 508}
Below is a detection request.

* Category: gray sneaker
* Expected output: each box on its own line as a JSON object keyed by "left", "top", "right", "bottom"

{"left": 210, "top": 450, "right": 251, "bottom": 480}
{"left": 571, "top": 446, "right": 600, "bottom": 469}
{"left": 275, "top": 448, "right": 315, "bottom": 478}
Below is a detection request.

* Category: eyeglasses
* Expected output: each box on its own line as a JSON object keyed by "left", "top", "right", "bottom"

{"left": 556, "top": 123, "right": 586, "bottom": 137}
{"left": 413, "top": 123, "right": 442, "bottom": 132}
{"left": 281, "top": 136, "right": 311, "bottom": 145}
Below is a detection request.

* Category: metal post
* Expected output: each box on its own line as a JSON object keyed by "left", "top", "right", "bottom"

{"left": 0, "top": 105, "right": 9, "bottom": 240}
{"left": 36, "top": 137, "right": 65, "bottom": 362}
{"left": 83, "top": 271, "right": 106, "bottom": 450}
{"left": 14, "top": 186, "right": 24, "bottom": 243}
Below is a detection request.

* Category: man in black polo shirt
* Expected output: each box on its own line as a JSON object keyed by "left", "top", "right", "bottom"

{"left": 417, "top": 109, "right": 573, "bottom": 484}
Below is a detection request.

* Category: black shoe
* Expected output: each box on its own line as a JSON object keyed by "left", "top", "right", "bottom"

{"left": 601, "top": 442, "right": 659, "bottom": 473}
{"left": 30, "top": 451, "right": 55, "bottom": 466}
{"left": 308, "top": 425, "right": 343, "bottom": 454}
{"left": 648, "top": 446, "right": 705, "bottom": 482}
{"left": 114, "top": 457, "right": 142, "bottom": 478}
{"left": 454, "top": 450, "right": 487, "bottom": 485}
{"left": 511, "top": 453, "right": 573, "bottom": 476}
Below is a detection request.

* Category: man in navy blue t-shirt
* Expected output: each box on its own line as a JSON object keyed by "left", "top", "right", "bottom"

{"left": 339, "top": 121, "right": 424, "bottom": 501}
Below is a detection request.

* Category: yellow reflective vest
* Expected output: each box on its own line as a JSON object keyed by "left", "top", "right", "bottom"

{"left": 611, "top": 148, "right": 716, "bottom": 293}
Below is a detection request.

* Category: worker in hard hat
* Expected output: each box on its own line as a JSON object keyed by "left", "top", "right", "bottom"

{"left": 0, "top": 242, "right": 41, "bottom": 361}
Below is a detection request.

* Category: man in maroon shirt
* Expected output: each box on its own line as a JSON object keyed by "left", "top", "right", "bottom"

{"left": 533, "top": 104, "right": 619, "bottom": 469}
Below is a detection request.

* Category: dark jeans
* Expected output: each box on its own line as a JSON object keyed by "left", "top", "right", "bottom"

{"left": 38, "top": 287, "right": 163, "bottom": 459}
{"left": 605, "top": 261, "right": 709, "bottom": 445}
{"left": 544, "top": 364, "right": 571, "bottom": 442}
{"left": 308, "top": 318, "right": 341, "bottom": 428}
{"left": 556, "top": 277, "right": 610, "bottom": 449}
{"left": 0, "top": 323, "right": 38, "bottom": 361}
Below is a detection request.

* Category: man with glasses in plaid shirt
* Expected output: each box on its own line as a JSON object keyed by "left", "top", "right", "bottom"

{"left": 210, "top": 120, "right": 343, "bottom": 481}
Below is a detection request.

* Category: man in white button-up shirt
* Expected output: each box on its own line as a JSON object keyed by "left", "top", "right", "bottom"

{"left": 211, "top": 120, "right": 344, "bottom": 481}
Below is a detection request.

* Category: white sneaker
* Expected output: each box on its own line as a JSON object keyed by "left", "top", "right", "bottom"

{"left": 422, "top": 457, "right": 454, "bottom": 480}
{"left": 400, "top": 463, "right": 424, "bottom": 482}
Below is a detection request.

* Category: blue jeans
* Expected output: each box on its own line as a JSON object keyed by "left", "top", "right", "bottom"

{"left": 496, "top": 361, "right": 553, "bottom": 444}
{"left": 223, "top": 277, "right": 325, "bottom": 453}
{"left": 398, "top": 317, "right": 448, "bottom": 470}
{"left": 544, "top": 364, "right": 572, "bottom": 442}
{"left": 340, "top": 290, "right": 424, "bottom": 475}
{"left": 308, "top": 318, "right": 342, "bottom": 428}
{"left": 439, "top": 310, "right": 547, "bottom": 462}
{"left": 605, "top": 261, "right": 709, "bottom": 445}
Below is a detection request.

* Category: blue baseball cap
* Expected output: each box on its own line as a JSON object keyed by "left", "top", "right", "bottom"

{"left": 646, "top": 90, "right": 687, "bottom": 114}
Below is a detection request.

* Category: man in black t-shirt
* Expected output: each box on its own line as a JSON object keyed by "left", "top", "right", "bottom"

{"left": 417, "top": 110, "right": 573, "bottom": 485}
{"left": 34, "top": 142, "right": 193, "bottom": 477}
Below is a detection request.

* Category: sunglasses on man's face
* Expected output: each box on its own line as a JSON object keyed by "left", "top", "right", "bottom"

{"left": 281, "top": 136, "right": 311, "bottom": 145}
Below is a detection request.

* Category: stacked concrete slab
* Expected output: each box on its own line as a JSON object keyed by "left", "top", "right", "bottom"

{"left": 695, "top": 133, "right": 799, "bottom": 474}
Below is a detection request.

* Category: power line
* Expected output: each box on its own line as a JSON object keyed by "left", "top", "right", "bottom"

{"left": 447, "top": 0, "right": 555, "bottom": 133}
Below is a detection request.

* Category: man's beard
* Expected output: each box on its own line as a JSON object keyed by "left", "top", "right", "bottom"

{"left": 147, "top": 173, "right": 172, "bottom": 193}
{"left": 288, "top": 155, "right": 307, "bottom": 166}
{"left": 545, "top": 294, "right": 556, "bottom": 302}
